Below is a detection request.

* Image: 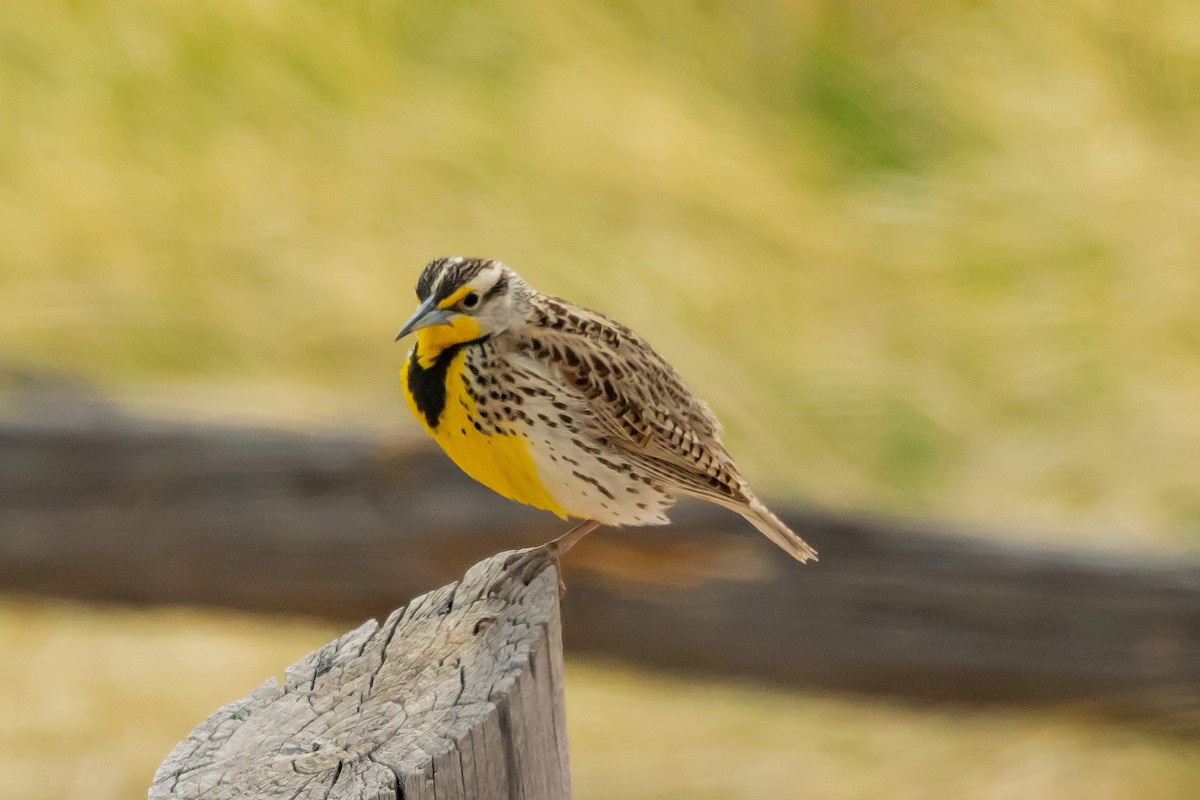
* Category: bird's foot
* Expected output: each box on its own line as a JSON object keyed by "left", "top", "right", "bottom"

{"left": 488, "top": 545, "right": 566, "bottom": 599}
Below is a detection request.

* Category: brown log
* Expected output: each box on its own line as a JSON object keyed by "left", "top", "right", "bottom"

{"left": 149, "top": 552, "right": 570, "bottom": 800}
{"left": 2, "top": 412, "right": 1199, "bottom": 726}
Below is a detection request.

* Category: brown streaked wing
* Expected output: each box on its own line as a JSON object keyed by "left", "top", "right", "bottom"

{"left": 517, "top": 295, "right": 751, "bottom": 505}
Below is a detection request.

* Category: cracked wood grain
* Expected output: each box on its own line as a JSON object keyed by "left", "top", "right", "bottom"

{"left": 149, "top": 552, "right": 570, "bottom": 800}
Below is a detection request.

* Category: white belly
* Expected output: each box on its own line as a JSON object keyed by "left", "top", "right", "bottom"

{"left": 508, "top": 354, "right": 675, "bottom": 526}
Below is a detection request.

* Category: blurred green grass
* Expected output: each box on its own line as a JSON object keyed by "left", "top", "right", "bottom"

{"left": 3, "top": 1, "right": 1200, "bottom": 542}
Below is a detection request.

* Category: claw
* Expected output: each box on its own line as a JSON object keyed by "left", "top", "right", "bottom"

{"left": 486, "top": 520, "right": 600, "bottom": 600}
{"left": 488, "top": 546, "right": 560, "bottom": 599}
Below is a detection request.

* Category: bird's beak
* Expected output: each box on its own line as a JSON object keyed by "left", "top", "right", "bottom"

{"left": 394, "top": 296, "right": 454, "bottom": 341}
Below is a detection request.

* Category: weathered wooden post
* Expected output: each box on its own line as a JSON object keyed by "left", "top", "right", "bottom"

{"left": 149, "top": 552, "right": 570, "bottom": 799}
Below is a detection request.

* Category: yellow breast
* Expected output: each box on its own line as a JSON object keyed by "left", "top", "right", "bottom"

{"left": 401, "top": 348, "right": 567, "bottom": 518}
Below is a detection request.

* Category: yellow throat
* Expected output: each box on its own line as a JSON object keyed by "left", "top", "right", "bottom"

{"left": 401, "top": 325, "right": 567, "bottom": 518}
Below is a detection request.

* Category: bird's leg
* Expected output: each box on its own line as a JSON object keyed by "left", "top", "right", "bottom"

{"left": 491, "top": 519, "right": 602, "bottom": 597}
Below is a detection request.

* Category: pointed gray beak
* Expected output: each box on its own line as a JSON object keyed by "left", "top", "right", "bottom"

{"left": 395, "top": 296, "right": 454, "bottom": 341}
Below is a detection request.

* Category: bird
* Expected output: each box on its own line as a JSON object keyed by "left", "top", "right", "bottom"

{"left": 395, "top": 256, "right": 816, "bottom": 587}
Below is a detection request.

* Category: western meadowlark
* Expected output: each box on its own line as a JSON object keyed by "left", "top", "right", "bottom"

{"left": 395, "top": 257, "right": 816, "bottom": 585}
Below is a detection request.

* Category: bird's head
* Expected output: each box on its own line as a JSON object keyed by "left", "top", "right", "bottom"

{"left": 395, "top": 257, "right": 524, "bottom": 364}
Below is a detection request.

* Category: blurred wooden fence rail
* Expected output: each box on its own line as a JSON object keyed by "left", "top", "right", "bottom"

{"left": 151, "top": 552, "right": 571, "bottom": 800}
{"left": 2, "top": 410, "right": 1200, "bottom": 726}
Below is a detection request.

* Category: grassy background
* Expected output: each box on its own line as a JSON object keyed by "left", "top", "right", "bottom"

{"left": 4, "top": 0, "right": 1200, "bottom": 540}
{"left": 3, "top": 1, "right": 1200, "bottom": 797}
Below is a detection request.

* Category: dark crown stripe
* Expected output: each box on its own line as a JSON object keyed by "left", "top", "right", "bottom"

{"left": 415, "top": 262, "right": 440, "bottom": 302}
{"left": 416, "top": 257, "right": 495, "bottom": 303}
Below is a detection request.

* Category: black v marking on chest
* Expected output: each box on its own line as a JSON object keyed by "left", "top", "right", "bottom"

{"left": 407, "top": 337, "right": 490, "bottom": 429}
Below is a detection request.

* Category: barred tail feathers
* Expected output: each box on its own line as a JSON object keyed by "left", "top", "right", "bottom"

{"left": 739, "top": 499, "right": 818, "bottom": 563}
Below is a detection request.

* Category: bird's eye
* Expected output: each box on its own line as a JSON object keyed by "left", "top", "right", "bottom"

{"left": 461, "top": 292, "right": 480, "bottom": 309}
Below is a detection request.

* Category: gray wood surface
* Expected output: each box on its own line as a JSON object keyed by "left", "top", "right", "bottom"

{"left": 2, "top": 410, "right": 1200, "bottom": 726}
{"left": 149, "top": 552, "right": 570, "bottom": 800}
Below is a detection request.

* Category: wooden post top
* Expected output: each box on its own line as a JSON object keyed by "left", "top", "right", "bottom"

{"left": 150, "top": 552, "right": 570, "bottom": 800}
